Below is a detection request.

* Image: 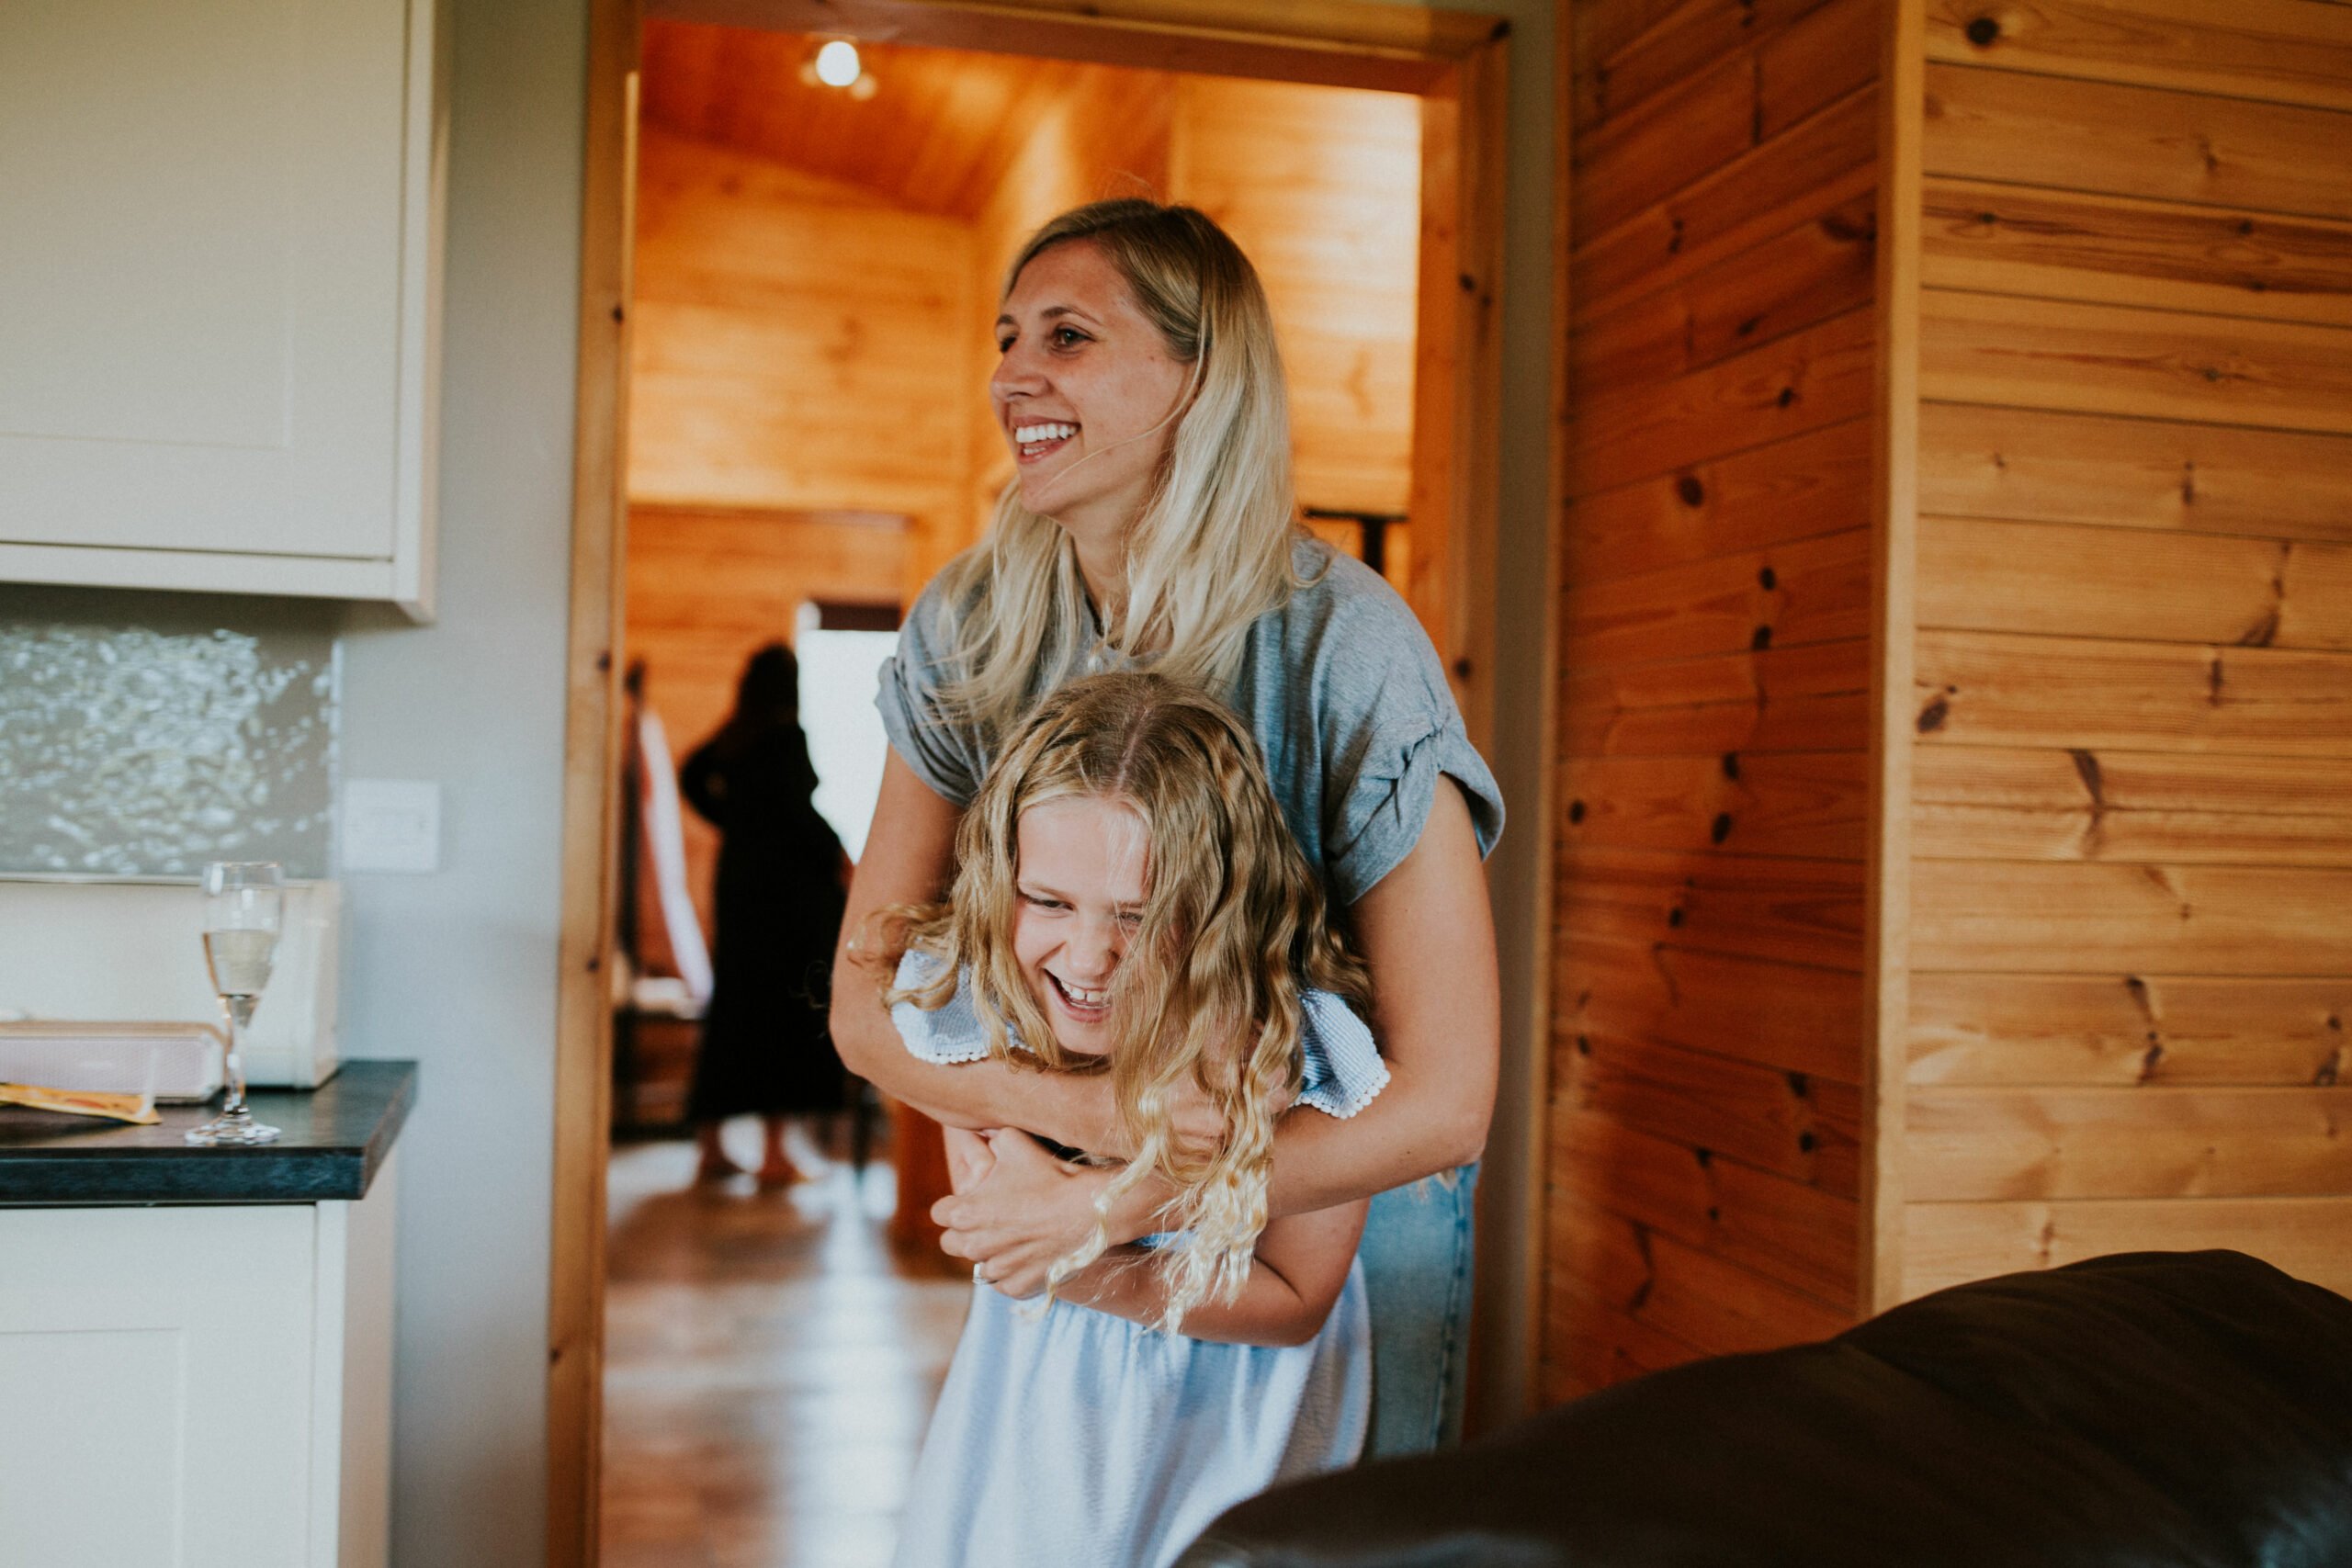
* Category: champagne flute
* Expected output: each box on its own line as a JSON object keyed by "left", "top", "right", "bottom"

{"left": 187, "top": 862, "right": 284, "bottom": 1146}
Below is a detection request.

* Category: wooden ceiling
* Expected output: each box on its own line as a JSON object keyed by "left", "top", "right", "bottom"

{"left": 641, "top": 21, "right": 1169, "bottom": 218}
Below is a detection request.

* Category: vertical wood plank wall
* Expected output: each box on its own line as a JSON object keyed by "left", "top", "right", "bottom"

{"left": 1546, "top": 0, "right": 1883, "bottom": 1396}
{"left": 1898, "top": 0, "right": 2352, "bottom": 1302}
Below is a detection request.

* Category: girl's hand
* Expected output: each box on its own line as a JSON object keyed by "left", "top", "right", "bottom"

{"left": 942, "top": 1126, "right": 998, "bottom": 1194}
{"left": 936, "top": 1129, "right": 1170, "bottom": 1299}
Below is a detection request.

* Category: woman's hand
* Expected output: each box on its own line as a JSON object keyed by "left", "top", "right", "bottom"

{"left": 936, "top": 1130, "right": 1173, "bottom": 1299}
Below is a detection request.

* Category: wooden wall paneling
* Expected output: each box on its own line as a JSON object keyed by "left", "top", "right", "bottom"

{"left": 1558, "top": 749, "right": 1871, "bottom": 859}
{"left": 1916, "top": 403, "right": 2352, "bottom": 544}
{"left": 1573, "top": 0, "right": 1876, "bottom": 241}
{"left": 1917, "top": 288, "right": 2352, "bottom": 434}
{"left": 1567, "top": 417, "right": 1874, "bottom": 584}
{"left": 1571, "top": 96, "right": 1877, "bottom": 321}
{"left": 1555, "top": 844, "right": 1868, "bottom": 972}
{"left": 1556, "top": 932, "right": 1866, "bottom": 1082}
{"left": 1916, "top": 517, "right": 2352, "bottom": 649}
{"left": 1905, "top": 1196, "right": 2352, "bottom": 1303}
{"left": 1574, "top": 51, "right": 1760, "bottom": 243}
{"left": 1907, "top": 1084, "right": 2352, "bottom": 1200}
{"left": 1568, "top": 1031, "right": 1862, "bottom": 1191}
{"left": 1550, "top": 1196, "right": 1856, "bottom": 1355}
{"left": 628, "top": 130, "right": 976, "bottom": 520}
{"left": 1558, "top": 662, "right": 1871, "bottom": 759}
{"left": 1755, "top": 0, "right": 1885, "bottom": 139}
{"left": 1570, "top": 308, "right": 1878, "bottom": 494}
{"left": 1171, "top": 77, "right": 1422, "bottom": 516}
{"left": 1912, "top": 629, "right": 2352, "bottom": 755}
{"left": 1565, "top": 525, "right": 1874, "bottom": 667}
{"left": 1921, "top": 0, "right": 2352, "bottom": 113}
{"left": 1553, "top": 0, "right": 1879, "bottom": 1398}
{"left": 1573, "top": 0, "right": 1835, "bottom": 133}
{"left": 1562, "top": 632, "right": 1868, "bottom": 754}
{"left": 1575, "top": 195, "right": 1879, "bottom": 393}
{"left": 1542, "top": 1279, "right": 1708, "bottom": 1398}
{"left": 1570, "top": 0, "right": 1702, "bottom": 88}
{"left": 1919, "top": 180, "right": 2352, "bottom": 330}
{"left": 1912, "top": 860, "right": 2352, "bottom": 975}
{"left": 1908, "top": 971, "right": 2352, "bottom": 1088}
{"left": 1912, "top": 745, "right": 2352, "bottom": 866}
{"left": 1921, "top": 62, "right": 2352, "bottom": 221}
{"left": 1555, "top": 1109, "right": 1861, "bottom": 1303}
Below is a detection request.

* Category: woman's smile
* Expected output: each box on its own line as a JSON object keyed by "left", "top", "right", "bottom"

{"left": 990, "top": 240, "right": 1191, "bottom": 579}
{"left": 1012, "top": 421, "right": 1079, "bottom": 462}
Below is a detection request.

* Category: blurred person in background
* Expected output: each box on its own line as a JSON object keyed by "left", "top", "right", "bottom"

{"left": 683, "top": 642, "right": 851, "bottom": 1185}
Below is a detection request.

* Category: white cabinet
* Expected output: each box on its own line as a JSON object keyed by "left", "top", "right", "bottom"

{"left": 0, "top": 1152, "right": 397, "bottom": 1568}
{"left": 0, "top": 0, "right": 447, "bottom": 617}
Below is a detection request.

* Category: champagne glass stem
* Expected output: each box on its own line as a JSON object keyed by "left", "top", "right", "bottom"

{"left": 220, "top": 997, "right": 254, "bottom": 1119}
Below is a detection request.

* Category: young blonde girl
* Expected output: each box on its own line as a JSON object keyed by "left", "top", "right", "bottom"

{"left": 878, "top": 671, "right": 1390, "bottom": 1568}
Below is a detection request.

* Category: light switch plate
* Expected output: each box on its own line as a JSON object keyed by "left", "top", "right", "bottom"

{"left": 342, "top": 779, "right": 441, "bottom": 873}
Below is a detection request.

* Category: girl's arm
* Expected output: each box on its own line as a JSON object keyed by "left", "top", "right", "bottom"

{"left": 1042, "top": 1155, "right": 1370, "bottom": 1348}
{"left": 933, "top": 779, "right": 1499, "bottom": 1296}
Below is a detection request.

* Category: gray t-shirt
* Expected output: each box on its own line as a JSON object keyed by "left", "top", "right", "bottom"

{"left": 875, "top": 536, "right": 1504, "bottom": 905}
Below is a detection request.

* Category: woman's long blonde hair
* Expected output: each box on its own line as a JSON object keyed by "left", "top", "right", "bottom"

{"left": 884, "top": 672, "right": 1367, "bottom": 1333}
{"left": 931, "top": 199, "right": 1308, "bottom": 740}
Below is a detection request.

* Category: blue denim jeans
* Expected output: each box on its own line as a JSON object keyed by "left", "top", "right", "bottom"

{"left": 1357, "top": 1162, "right": 1478, "bottom": 1458}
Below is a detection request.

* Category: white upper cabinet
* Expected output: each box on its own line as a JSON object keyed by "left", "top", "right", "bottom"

{"left": 0, "top": 0, "right": 446, "bottom": 617}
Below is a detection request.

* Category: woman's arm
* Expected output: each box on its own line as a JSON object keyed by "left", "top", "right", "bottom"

{"left": 831, "top": 752, "right": 1184, "bottom": 1146}
{"left": 934, "top": 779, "right": 1498, "bottom": 1293}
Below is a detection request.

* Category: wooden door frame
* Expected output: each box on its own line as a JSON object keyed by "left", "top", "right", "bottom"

{"left": 552, "top": 5, "right": 1513, "bottom": 1562}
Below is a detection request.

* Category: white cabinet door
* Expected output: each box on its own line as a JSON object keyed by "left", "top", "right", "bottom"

{"left": 0, "top": 1156, "right": 397, "bottom": 1568}
{"left": 0, "top": 0, "right": 445, "bottom": 617}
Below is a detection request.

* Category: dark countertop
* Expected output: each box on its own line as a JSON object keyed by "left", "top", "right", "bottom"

{"left": 0, "top": 1059, "right": 414, "bottom": 1205}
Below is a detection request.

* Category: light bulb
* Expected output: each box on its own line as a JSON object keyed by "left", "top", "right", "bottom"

{"left": 814, "top": 40, "right": 861, "bottom": 88}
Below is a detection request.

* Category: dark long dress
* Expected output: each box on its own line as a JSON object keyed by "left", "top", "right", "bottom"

{"left": 681, "top": 720, "right": 850, "bottom": 1120}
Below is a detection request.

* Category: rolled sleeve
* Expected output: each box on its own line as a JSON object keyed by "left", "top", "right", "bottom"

{"left": 1324, "top": 719, "right": 1504, "bottom": 906}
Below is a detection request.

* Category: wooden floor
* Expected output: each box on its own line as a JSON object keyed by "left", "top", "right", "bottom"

{"left": 602, "top": 1132, "right": 973, "bottom": 1568}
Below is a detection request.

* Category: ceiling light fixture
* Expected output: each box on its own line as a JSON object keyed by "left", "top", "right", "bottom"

{"left": 813, "top": 39, "right": 861, "bottom": 88}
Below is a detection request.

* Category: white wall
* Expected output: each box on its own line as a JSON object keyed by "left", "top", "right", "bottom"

{"left": 334, "top": 0, "right": 585, "bottom": 1562}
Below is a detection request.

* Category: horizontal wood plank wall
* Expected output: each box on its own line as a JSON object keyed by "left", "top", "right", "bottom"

{"left": 630, "top": 125, "right": 975, "bottom": 606}
{"left": 1904, "top": 0, "right": 2352, "bottom": 1303}
{"left": 1173, "top": 78, "right": 1424, "bottom": 518}
{"left": 1546, "top": 0, "right": 1880, "bottom": 1400}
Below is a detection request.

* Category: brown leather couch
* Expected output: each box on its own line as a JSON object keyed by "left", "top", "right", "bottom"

{"left": 1178, "top": 1251, "right": 2352, "bottom": 1567}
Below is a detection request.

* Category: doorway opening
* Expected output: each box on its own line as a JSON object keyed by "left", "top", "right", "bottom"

{"left": 557, "top": 6, "right": 1510, "bottom": 1564}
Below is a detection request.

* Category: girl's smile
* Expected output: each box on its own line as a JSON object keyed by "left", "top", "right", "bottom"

{"left": 1011, "top": 795, "right": 1151, "bottom": 1057}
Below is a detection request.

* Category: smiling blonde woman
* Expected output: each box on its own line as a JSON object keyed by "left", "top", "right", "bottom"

{"left": 831, "top": 197, "right": 1505, "bottom": 1459}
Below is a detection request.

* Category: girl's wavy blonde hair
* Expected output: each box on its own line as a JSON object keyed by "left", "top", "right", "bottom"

{"left": 930, "top": 198, "right": 1310, "bottom": 740}
{"left": 883, "top": 671, "right": 1367, "bottom": 1333}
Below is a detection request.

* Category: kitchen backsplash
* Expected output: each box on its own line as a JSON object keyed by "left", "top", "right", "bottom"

{"left": 0, "top": 586, "right": 337, "bottom": 878}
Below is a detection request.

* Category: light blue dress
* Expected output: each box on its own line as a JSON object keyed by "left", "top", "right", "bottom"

{"left": 888, "top": 953, "right": 1390, "bottom": 1568}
